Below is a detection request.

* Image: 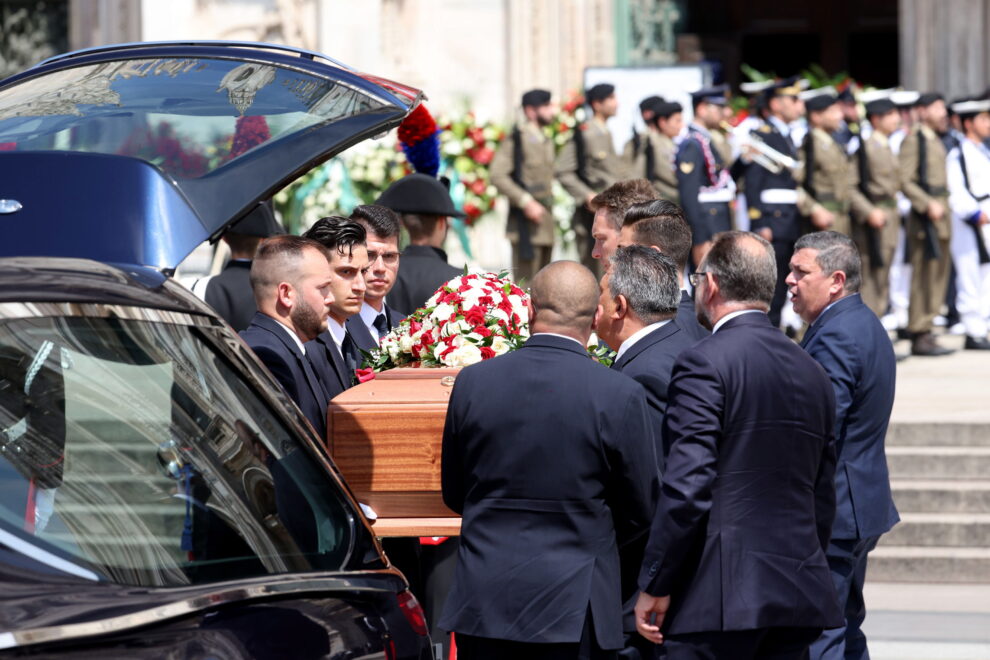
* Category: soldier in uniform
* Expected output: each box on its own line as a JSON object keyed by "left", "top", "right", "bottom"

{"left": 796, "top": 88, "right": 861, "bottom": 237}
{"left": 899, "top": 92, "right": 955, "bottom": 355}
{"left": 677, "top": 86, "right": 736, "bottom": 266}
{"left": 489, "top": 89, "right": 557, "bottom": 282}
{"left": 834, "top": 86, "right": 863, "bottom": 151}
{"left": 556, "top": 83, "right": 632, "bottom": 274}
{"left": 634, "top": 100, "right": 683, "bottom": 204}
{"left": 946, "top": 98, "right": 990, "bottom": 350}
{"left": 853, "top": 98, "right": 904, "bottom": 318}
{"left": 745, "top": 77, "right": 806, "bottom": 327}
{"left": 622, "top": 95, "right": 664, "bottom": 165}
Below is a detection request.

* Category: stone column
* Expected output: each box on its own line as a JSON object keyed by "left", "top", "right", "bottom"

{"left": 69, "top": 0, "right": 141, "bottom": 50}
{"left": 900, "top": 0, "right": 990, "bottom": 99}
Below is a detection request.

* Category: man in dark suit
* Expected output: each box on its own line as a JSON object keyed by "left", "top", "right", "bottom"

{"left": 302, "top": 218, "right": 370, "bottom": 398}
{"left": 345, "top": 204, "right": 407, "bottom": 353}
{"left": 786, "top": 232, "right": 899, "bottom": 660}
{"left": 375, "top": 173, "right": 463, "bottom": 315}
{"left": 240, "top": 235, "right": 334, "bottom": 438}
{"left": 635, "top": 231, "right": 842, "bottom": 659}
{"left": 619, "top": 200, "right": 709, "bottom": 342}
{"left": 440, "top": 261, "right": 659, "bottom": 660}
{"left": 198, "top": 200, "right": 283, "bottom": 331}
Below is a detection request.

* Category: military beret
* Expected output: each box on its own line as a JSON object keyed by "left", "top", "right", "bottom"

{"left": 865, "top": 99, "right": 897, "bottom": 117}
{"left": 521, "top": 89, "right": 552, "bottom": 108}
{"left": 375, "top": 173, "right": 466, "bottom": 218}
{"left": 228, "top": 200, "right": 283, "bottom": 237}
{"left": 837, "top": 87, "right": 856, "bottom": 103}
{"left": 917, "top": 92, "right": 945, "bottom": 108}
{"left": 653, "top": 101, "right": 683, "bottom": 118}
{"left": 586, "top": 83, "right": 616, "bottom": 104}
{"left": 801, "top": 86, "right": 838, "bottom": 112}
{"left": 639, "top": 95, "right": 664, "bottom": 113}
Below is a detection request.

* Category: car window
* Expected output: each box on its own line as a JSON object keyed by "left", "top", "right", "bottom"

{"left": 0, "top": 313, "right": 357, "bottom": 587}
{"left": 0, "top": 57, "right": 385, "bottom": 180}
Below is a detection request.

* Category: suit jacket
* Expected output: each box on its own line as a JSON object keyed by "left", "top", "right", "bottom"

{"left": 240, "top": 313, "right": 331, "bottom": 438}
{"left": 801, "top": 294, "right": 900, "bottom": 540}
{"left": 676, "top": 290, "right": 709, "bottom": 342}
{"left": 612, "top": 320, "right": 698, "bottom": 470}
{"left": 305, "top": 330, "right": 350, "bottom": 401}
{"left": 204, "top": 260, "right": 256, "bottom": 332}
{"left": 439, "top": 334, "right": 659, "bottom": 649}
{"left": 389, "top": 245, "right": 460, "bottom": 316}
{"left": 345, "top": 303, "right": 407, "bottom": 355}
{"left": 639, "top": 312, "right": 842, "bottom": 635}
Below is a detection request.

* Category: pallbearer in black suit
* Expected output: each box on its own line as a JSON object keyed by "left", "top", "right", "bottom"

{"left": 677, "top": 86, "right": 737, "bottom": 267}
{"left": 376, "top": 173, "right": 463, "bottom": 315}
{"left": 302, "top": 218, "right": 370, "bottom": 397}
{"left": 635, "top": 231, "right": 842, "bottom": 659}
{"left": 240, "top": 235, "right": 334, "bottom": 437}
{"left": 619, "top": 199, "right": 710, "bottom": 342}
{"left": 589, "top": 178, "right": 657, "bottom": 264}
{"left": 745, "top": 77, "right": 807, "bottom": 327}
{"left": 441, "top": 261, "right": 658, "bottom": 660}
{"left": 346, "top": 205, "right": 406, "bottom": 353}
{"left": 786, "top": 232, "right": 899, "bottom": 660}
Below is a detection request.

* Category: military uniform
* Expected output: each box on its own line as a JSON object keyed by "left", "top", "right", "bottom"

{"left": 899, "top": 123, "right": 952, "bottom": 338}
{"left": 797, "top": 127, "right": 864, "bottom": 236}
{"left": 853, "top": 130, "right": 903, "bottom": 317}
{"left": 555, "top": 118, "right": 631, "bottom": 271}
{"left": 633, "top": 130, "right": 679, "bottom": 204}
{"left": 676, "top": 122, "right": 735, "bottom": 247}
{"left": 490, "top": 121, "right": 556, "bottom": 281}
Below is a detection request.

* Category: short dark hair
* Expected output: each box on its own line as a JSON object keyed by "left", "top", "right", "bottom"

{"left": 303, "top": 216, "right": 367, "bottom": 256}
{"left": 589, "top": 179, "right": 657, "bottom": 231}
{"left": 702, "top": 231, "right": 776, "bottom": 309}
{"left": 399, "top": 212, "right": 443, "bottom": 242}
{"left": 609, "top": 245, "right": 680, "bottom": 323}
{"left": 794, "top": 231, "right": 862, "bottom": 293}
{"left": 249, "top": 234, "right": 327, "bottom": 296}
{"left": 350, "top": 204, "right": 400, "bottom": 239}
{"left": 623, "top": 200, "right": 692, "bottom": 272}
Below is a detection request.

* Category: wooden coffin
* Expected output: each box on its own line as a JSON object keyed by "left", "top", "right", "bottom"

{"left": 326, "top": 367, "right": 461, "bottom": 537}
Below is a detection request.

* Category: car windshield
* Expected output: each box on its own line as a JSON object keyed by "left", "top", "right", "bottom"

{"left": 0, "top": 307, "right": 362, "bottom": 587}
{"left": 0, "top": 56, "right": 386, "bottom": 180}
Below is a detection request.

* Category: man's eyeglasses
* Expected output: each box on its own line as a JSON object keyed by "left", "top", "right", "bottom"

{"left": 688, "top": 271, "right": 709, "bottom": 287}
{"left": 367, "top": 250, "right": 400, "bottom": 266}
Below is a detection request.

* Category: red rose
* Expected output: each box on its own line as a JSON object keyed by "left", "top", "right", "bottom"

{"left": 355, "top": 368, "right": 376, "bottom": 383}
{"left": 410, "top": 320, "right": 423, "bottom": 333}
{"left": 463, "top": 306, "right": 487, "bottom": 326}
{"left": 420, "top": 330, "right": 434, "bottom": 346}
{"left": 474, "top": 325, "right": 492, "bottom": 338}
{"left": 469, "top": 178, "right": 487, "bottom": 195}
{"left": 464, "top": 202, "right": 482, "bottom": 220}
{"left": 480, "top": 347, "right": 496, "bottom": 360}
{"left": 474, "top": 147, "right": 494, "bottom": 165}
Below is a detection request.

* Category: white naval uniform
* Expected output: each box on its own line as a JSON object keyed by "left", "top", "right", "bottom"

{"left": 948, "top": 138, "right": 990, "bottom": 338}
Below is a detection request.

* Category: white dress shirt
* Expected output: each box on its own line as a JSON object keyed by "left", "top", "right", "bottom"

{"left": 614, "top": 319, "right": 672, "bottom": 363}
{"left": 274, "top": 319, "right": 307, "bottom": 354}
{"left": 711, "top": 309, "right": 764, "bottom": 334}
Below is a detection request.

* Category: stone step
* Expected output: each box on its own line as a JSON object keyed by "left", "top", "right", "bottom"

{"left": 886, "top": 422, "right": 990, "bottom": 447}
{"left": 885, "top": 447, "right": 990, "bottom": 480}
{"left": 882, "top": 513, "right": 990, "bottom": 547}
{"left": 868, "top": 545, "right": 990, "bottom": 583}
{"left": 891, "top": 480, "right": 990, "bottom": 513}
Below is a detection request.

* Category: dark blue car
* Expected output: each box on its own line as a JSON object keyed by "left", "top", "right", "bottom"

{"left": 0, "top": 42, "right": 432, "bottom": 659}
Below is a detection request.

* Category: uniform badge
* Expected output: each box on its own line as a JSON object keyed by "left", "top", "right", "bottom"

{"left": 749, "top": 207, "right": 762, "bottom": 219}
{"left": 759, "top": 125, "right": 772, "bottom": 133}
{"left": 680, "top": 161, "right": 695, "bottom": 174}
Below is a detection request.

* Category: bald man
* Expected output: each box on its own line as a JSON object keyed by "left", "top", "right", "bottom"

{"left": 440, "top": 261, "right": 658, "bottom": 660}
{"left": 241, "top": 235, "right": 335, "bottom": 438}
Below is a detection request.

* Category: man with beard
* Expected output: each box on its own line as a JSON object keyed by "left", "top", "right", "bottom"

{"left": 241, "top": 235, "right": 335, "bottom": 437}
{"left": 303, "top": 217, "right": 372, "bottom": 396}
{"left": 490, "top": 89, "right": 558, "bottom": 281}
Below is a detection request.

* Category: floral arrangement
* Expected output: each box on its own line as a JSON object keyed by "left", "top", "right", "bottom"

{"left": 437, "top": 112, "right": 505, "bottom": 223}
{"left": 362, "top": 272, "right": 530, "bottom": 372}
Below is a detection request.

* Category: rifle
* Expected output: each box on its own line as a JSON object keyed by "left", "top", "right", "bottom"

{"left": 509, "top": 126, "right": 534, "bottom": 260}
{"left": 916, "top": 132, "right": 944, "bottom": 260}
{"left": 855, "top": 140, "right": 886, "bottom": 268}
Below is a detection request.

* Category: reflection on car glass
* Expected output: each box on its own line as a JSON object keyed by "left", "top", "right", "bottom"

{"left": 218, "top": 63, "right": 276, "bottom": 116}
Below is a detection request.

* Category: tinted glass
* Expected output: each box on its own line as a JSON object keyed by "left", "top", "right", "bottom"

{"left": 0, "top": 312, "right": 356, "bottom": 587}
{"left": 0, "top": 57, "right": 386, "bottom": 180}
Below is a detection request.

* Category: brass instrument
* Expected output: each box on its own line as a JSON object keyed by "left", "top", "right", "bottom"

{"left": 721, "top": 121, "right": 797, "bottom": 174}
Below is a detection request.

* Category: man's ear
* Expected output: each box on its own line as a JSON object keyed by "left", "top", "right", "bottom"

{"left": 527, "top": 299, "right": 537, "bottom": 324}
{"left": 831, "top": 270, "right": 847, "bottom": 296}
{"left": 613, "top": 294, "right": 629, "bottom": 320}
{"left": 276, "top": 281, "right": 294, "bottom": 310}
{"left": 592, "top": 303, "right": 603, "bottom": 331}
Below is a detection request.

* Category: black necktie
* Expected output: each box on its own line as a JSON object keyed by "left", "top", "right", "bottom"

{"left": 341, "top": 333, "right": 359, "bottom": 376}
{"left": 373, "top": 313, "right": 389, "bottom": 340}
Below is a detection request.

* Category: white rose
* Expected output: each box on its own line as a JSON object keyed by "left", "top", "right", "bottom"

{"left": 442, "top": 318, "right": 473, "bottom": 337}
{"left": 386, "top": 341, "right": 401, "bottom": 362}
{"left": 399, "top": 334, "right": 415, "bottom": 353}
{"left": 444, "top": 342, "right": 482, "bottom": 367}
{"left": 432, "top": 303, "right": 456, "bottom": 322}
{"left": 490, "top": 335, "right": 511, "bottom": 355}
{"left": 490, "top": 307, "right": 510, "bottom": 323}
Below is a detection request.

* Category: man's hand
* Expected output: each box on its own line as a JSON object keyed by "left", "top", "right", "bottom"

{"left": 979, "top": 212, "right": 990, "bottom": 226}
{"left": 634, "top": 591, "right": 671, "bottom": 645}
{"left": 810, "top": 205, "right": 835, "bottom": 230}
{"left": 927, "top": 199, "right": 945, "bottom": 222}
{"left": 756, "top": 227, "right": 773, "bottom": 242}
{"left": 867, "top": 208, "right": 887, "bottom": 229}
{"left": 523, "top": 199, "right": 546, "bottom": 223}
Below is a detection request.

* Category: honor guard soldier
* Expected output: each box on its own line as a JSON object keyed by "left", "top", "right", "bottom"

{"left": 556, "top": 83, "right": 631, "bottom": 274}
{"left": 745, "top": 77, "right": 806, "bottom": 327}
{"left": 490, "top": 89, "right": 557, "bottom": 282}
{"left": 834, "top": 85, "right": 864, "bottom": 151}
{"left": 635, "top": 100, "right": 683, "bottom": 204}
{"left": 946, "top": 98, "right": 990, "bottom": 350}
{"left": 677, "top": 86, "right": 737, "bottom": 266}
{"left": 853, "top": 97, "right": 904, "bottom": 318}
{"left": 797, "top": 87, "right": 863, "bottom": 237}
{"left": 899, "top": 92, "right": 955, "bottom": 355}
{"left": 622, "top": 95, "right": 664, "bottom": 164}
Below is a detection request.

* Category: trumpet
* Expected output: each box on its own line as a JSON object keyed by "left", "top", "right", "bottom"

{"left": 721, "top": 121, "right": 797, "bottom": 174}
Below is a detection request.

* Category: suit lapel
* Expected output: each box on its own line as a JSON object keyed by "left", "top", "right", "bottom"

{"left": 316, "top": 330, "right": 349, "bottom": 390}
{"left": 613, "top": 322, "right": 681, "bottom": 370}
{"left": 253, "top": 314, "right": 329, "bottom": 403}
{"left": 801, "top": 295, "right": 861, "bottom": 348}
